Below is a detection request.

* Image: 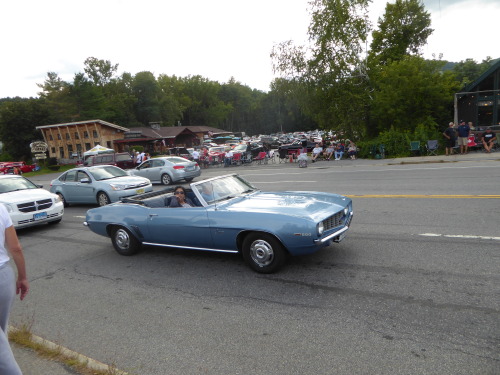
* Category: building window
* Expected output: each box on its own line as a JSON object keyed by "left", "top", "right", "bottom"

{"left": 59, "top": 147, "right": 65, "bottom": 158}
{"left": 51, "top": 147, "right": 55, "bottom": 154}
{"left": 76, "top": 144, "right": 82, "bottom": 152}
{"left": 75, "top": 132, "right": 79, "bottom": 139}
{"left": 49, "top": 135, "right": 53, "bottom": 141}
{"left": 57, "top": 134, "right": 61, "bottom": 140}
{"left": 94, "top": 142, "right": 100, "bottom": 147}
{"left": 85, "top": 143, "right": 91, "bottom": 150}
{"left": 107, "top": 141, "right": 112, "bottom": 148}
{"left": 66, "top": 133, "right": 70, "bottom": 140}
{"left": 84, "top": 131, "right": 89, "bottom": 139}
{"left": 67, "top": 144, "right": 73, "bottom": 153}
{"left": 93, "top": 130, "right": 98, "bottom": 138}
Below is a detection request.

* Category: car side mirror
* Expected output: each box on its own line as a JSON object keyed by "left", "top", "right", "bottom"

{"left": 80, "top": 178, "right": 91, "bottom": 183}
{"left": 37, "top": 184, "right": 43, "bottom": 188}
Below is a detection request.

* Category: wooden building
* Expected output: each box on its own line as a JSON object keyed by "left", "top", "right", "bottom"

{"left": 455, "top": 58, "right": 500, "bottom": 127}
{"left": 36, "top": 120, "right": 129, "bottom": 160}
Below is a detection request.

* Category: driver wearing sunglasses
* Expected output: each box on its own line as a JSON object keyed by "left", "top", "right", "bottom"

{"left": 169, "top": 186, "right": 195, "bottom": 208}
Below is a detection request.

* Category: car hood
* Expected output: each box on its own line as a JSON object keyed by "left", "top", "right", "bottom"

{"left": 222, "top": 191, "right": 350, "bottom": 222}
{"left": 106, "top": 176, "right": 150, "bottom": 185}
{"left": 0, "top": 188, "right": 57, "bottom": 203}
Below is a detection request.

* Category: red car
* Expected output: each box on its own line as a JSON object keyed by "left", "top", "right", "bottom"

{"left": 0, "top": 161, "right": 37, "bottom": 174}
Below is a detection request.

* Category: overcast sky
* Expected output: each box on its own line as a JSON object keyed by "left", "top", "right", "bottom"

{"left": 1, "top": 0, "right": 498, "bottom": 98}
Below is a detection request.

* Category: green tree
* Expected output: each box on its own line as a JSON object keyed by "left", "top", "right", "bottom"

{"left": 272, "top": 0, "right": 371, "bottom": 138}
{"left": 0, "top": 98, "right": 51, "bottom": 160}
{"left": 369, "top": 0, "right": 433, "bottom": 65}
{"left": 451, "top": 57, "right": 493, "bottom": 88}
{"left": 132, "top": 71, "right": 161, "bottom": 126}
{"left": 370, "top": 56, "right": 460, "bottom": 134}
{"left": 84, "top": 57, "right": 119, "bottom": 86}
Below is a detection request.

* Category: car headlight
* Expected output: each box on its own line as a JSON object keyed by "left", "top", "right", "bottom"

{"left": 1, "top": 202, "right": 14, "bottom": 213}
{"left": 317, "top": 221, "right": 324, "bottom": 236}
{"left": 54, "top": 195, "right": 62, "bottom": 204}
{"left": 344, "top": 207, "right": 349, "bottom": 216}
{"left": 109, "top": 184, "right": 126, "bottom": 191}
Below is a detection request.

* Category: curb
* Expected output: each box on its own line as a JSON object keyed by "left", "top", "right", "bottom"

{"left": 9, "top": 325, "right": 129, "bottom": 375}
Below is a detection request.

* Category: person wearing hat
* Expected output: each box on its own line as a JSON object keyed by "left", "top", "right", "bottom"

{"left": 457, "top": 120, "right": 470, "bottom": 154}
{"left": 443, "top": 122, "right": 457, "bottom": 156}
{"left": 481, "top": 127, "right": 497, "bottom": 153}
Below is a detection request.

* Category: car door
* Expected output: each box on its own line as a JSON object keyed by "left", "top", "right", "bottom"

{"left": 146, "top": 206, "right": 214, "bottom": 250}
{"left": 148, "top": 159, "right": 165, "bottom": 183}
{"left": 58, "top": 170, "right": 93, "bottom": 203}
{"left": 132, "top": 160, "right": 153, "bottom": 179}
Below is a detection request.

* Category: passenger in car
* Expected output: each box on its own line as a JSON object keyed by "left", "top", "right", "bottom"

{"left": 169, "top": 186, "right": 194, "bottom": 207}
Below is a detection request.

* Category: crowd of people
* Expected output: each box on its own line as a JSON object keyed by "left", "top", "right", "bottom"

{"left": 443, "top": 121, "right": 497, "bottom": 155}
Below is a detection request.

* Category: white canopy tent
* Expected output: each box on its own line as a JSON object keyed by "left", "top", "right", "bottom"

{"left": 83, "top": 144, "right": 115, "bottom": 157}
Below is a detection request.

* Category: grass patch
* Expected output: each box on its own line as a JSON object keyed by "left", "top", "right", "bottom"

{"left": 23, "top": 164, "right": 76, "bottom": 177}
{"left": 9, "top": 323, "right": 131, "bottom": 375}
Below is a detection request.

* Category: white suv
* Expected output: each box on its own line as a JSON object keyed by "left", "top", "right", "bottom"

{"left": 0, "top": 175, "right": 64, "bottom": 229}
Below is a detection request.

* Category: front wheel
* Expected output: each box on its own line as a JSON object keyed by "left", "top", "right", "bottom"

{"left": 242, "top": 233, "right": 287, "bottom": 273}
{"left": 57, "top": 193, "right": 69, "bottom": 207}
{"left": 97, "top": 192, "right": 110, "bottom": 206}
{"left": 111, "top": 227, "right": 141, "bottom": 256}
{"left": 161, "top": 173, "right": 172, "bottom": 185}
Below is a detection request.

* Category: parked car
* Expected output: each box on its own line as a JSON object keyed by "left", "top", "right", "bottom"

{"left": 84, "top": 174, "right": 353, "bottom": 273}
{"left": 278, "top": 140, "right": 316, "bottom": 152}
{"left": 167, "top": 147, "right": 193, "bottom": 160}
{"left": 85, "top": 152, "right": 135, "bottom": 169}
{"left": 0, "top": 161, "right": 38, "bottom": 174}
{"left": 50, "top": 165, "right": 153, "bottom": 206}
{"left": 128, "top": 156, "right": 201, "bottom": 185}
{"left": 0, "top": 175, "right": 64, "bottom": 229}
{"left": 232, "top": 143, "right": 265, "bottom": 158}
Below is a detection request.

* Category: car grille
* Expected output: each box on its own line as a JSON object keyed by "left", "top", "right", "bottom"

{"left": 322, "top": 211, "right": 347, "bottom": 231}
{"left": 18, "top": 213, "right": 60, "bottom": 225}
{"left": 17, "top": 199, "right": 53, "bottom": 213}
{"left": 125, "top": 182, "right": 149, "bottom": 190}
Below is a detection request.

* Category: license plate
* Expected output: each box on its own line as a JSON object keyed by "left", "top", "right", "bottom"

{"left": 136, "top": 188, "right": 145, "bottom": 194}
{"left": 186, "top": 166, "right": 194, "bottom": 171}
{"left": 33, "top": 212, "right": 47, "bottom": 221}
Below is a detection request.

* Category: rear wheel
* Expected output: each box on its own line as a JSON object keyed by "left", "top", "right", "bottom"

{"left": 242, "top": 232, "right": 287, "bottom": 273}
{"left": 111, "top": 227, "right": 141, "bottom": 256}
{"left": 97, "top": 192, "right": 110, "bottom": 206}
{"left": 161, "top": 173, "right": 172, "bottom": 185}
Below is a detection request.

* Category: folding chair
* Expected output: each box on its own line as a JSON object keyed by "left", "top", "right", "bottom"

{"left": 231, "top": 152, "right": 242, "bottom": 166}
{"left": 409, "top": 141, "right": 421, "bottom": 156}
{"left": 253, "top": 151, "right": 268, "bottom": 165}
{"left": 426, "top": 140, "right": 438, "bottom": 156}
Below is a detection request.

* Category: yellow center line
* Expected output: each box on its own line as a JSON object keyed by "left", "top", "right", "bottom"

{"left": 344, "top": 195, "right": 500, "bottom": 199}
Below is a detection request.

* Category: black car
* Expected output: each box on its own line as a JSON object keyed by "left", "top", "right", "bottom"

{"left": 232, "top": 143, "right": 265, "bottom": 158}
{"left": 167, "top": 147, "right": 193, "bottom": 160}
{"left": 278, "top": 140, "right": 316, "bottom": 152}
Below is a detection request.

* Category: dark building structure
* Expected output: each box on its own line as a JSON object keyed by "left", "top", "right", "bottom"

{"left": 455, "top": 58, "right": 500, "bottom": 127}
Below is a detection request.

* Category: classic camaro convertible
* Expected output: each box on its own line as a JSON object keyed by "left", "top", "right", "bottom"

{"left": 84, "top": 174, "right": 353, "bottom": 273}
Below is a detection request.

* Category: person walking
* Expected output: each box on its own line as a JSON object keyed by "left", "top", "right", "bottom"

{"left": 0, "top": 204, "right": 29, "bottom": 375}
{"left": 443, "top": 122, "right": 457, "bottom": 156}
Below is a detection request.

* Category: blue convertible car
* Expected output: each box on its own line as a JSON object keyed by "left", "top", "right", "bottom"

{"left": 84, "top": 174, "right": 353, "bottom": 273}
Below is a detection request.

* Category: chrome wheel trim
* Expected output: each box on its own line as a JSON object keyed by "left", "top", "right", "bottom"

{"left": 98, "top": 193, "right": 109, "bottom": 206}
{"left": 162, "top": 174, "right": 172, "bottom": 185}
{"left": 249, "top": 239, "right": 274, "bottom": 267}
{"left": 114, "top": 229, "right": 130, "bottom": 251}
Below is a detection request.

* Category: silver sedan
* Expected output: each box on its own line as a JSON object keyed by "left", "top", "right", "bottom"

{"left": 50, "top": 165, "right": 153, "bottom": 206}
{"left": 129, "top": 157, "right": 201, "bottom": 185}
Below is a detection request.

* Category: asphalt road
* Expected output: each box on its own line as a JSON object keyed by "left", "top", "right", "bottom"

{"left": 10, "top": 157, "right": 500, "bottom": 375}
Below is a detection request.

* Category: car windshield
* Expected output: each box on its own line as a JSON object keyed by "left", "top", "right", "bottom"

{"left": 233, "top": 144, "right": 247, "bottom": 152}
{"left": 195, "top": 175, "right": 256, "bottom": 204}
{"left": 166, "top": 157, "right": 189, "bottom": 164}
{"left": 89, "top": 166, "right": 128, "bottom": 181}
{"left": 209, "top": 147, "right": 225, "bottom": 153}
{"left": 0, "top": 177, "right": 39, "bottom": 193}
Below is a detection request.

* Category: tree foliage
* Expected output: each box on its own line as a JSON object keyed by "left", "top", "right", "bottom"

{"left": 369, "top": 0, "right": 433, "bottom": 65}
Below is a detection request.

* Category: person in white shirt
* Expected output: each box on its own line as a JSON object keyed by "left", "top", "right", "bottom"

{"left": 224, "top": 150, "right": 233, "bottom": 167}
{"left": 0, "top": 204, "right": 29, "bottom": 375}
{"left": 311, "top": 144, "right": 323, "bottom": 162}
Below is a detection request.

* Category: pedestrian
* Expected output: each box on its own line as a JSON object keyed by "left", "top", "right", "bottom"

{"left": 457, "top": 120, "right": 470, "bottom": 154}
{"left": 135, "top": 151, "right": 141, "bottom": 166}
{"left": 443, "top": 122, "right": 457, "bottom": 156}
{"left": 0, "top": 204, "right": 29, "bottom": 375}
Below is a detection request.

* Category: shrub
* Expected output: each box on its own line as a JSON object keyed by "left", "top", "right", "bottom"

{"left": 47, "top": 165, "right": 60, "bottom": 171}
